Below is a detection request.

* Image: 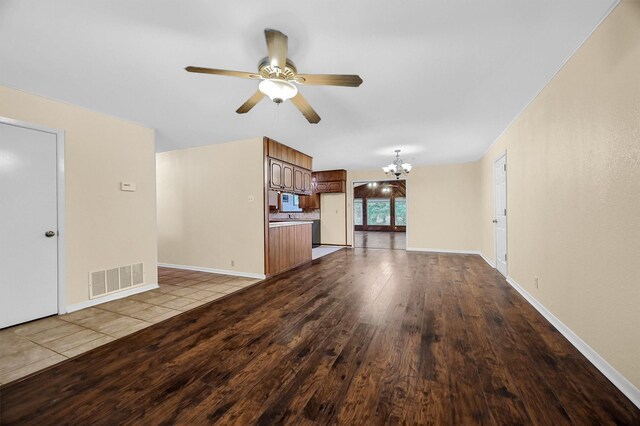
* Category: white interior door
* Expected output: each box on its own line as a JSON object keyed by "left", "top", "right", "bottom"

{"left": 494, "top": 154, "right": 507, "bottom": 276}
{"left": 0, "top": 122, "right": 59, "bottom": 328}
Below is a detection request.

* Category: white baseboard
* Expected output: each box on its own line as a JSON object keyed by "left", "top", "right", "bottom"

{"left": 505, "top": 275, "right": 640, "bottom": 409}
{"left": 66, "top": 283, "right": 159, "bottom": 313}
{"left": 158, "top": 263, "right": 266, "bottom": 280}
{"left": 479, "top": 252, "right": 496, "bottom": 268}
{"left": 406, "top": 247, "right": 480, "bottom": 255}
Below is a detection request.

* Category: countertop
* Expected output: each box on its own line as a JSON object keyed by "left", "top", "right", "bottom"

{"left": 269, "top": 221, "right": 314, "bottom": 228}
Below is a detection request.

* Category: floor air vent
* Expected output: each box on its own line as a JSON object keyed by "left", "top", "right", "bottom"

{"left": 90, "top": 262, "right": 144, "bottom": 298}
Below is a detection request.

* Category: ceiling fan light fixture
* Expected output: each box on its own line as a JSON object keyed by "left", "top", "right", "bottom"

{"left": 259, "top": 78, "right": 298, "bottom": 104}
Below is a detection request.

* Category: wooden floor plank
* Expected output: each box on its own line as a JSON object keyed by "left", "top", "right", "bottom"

{"left": 0, "top": 249, "right": 637, "bottom": 425}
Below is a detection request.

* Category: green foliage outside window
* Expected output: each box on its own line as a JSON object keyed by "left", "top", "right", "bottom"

{"left": 367, "top": 199, "right": 391, "bottom": 225}
{"left": 354, "top": 199, "right": 363, "bottom": 226}
{"left": 395, "top": 198, "right": 406, "bottom": 226}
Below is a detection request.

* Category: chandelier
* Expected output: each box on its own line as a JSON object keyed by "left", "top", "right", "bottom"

{"left": 382, "top": 149, "right": 412, "bottom": 179}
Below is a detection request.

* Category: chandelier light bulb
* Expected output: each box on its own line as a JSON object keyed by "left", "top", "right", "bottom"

{"left": 382, "top": 149, "right": 412, "bottom": 179}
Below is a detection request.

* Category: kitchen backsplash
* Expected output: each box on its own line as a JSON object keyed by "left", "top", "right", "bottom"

{"left": 270, "top": 211, "right": 320, "bottom": 220}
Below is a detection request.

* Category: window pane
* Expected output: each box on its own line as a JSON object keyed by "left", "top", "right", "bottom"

{"left": 354, "top": 199, "right": 363, "bottom": 226}
{"left": 367, "top": 199, "right": 390, "bottom": 225}
{"left": 395, "top": 198, "right": 406, "bottom": 226}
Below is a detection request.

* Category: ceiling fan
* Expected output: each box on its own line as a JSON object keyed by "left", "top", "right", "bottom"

{"left": 185, "top": 29, "right": 363, "bottom": 124}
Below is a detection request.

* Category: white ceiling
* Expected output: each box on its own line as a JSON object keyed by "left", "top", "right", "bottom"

{"left": 0, "top": 0, "right": 616, "bottom": 170}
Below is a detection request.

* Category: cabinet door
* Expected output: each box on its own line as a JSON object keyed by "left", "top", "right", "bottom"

{"left": 302, "top": 169, "right": 312, "bottom": 194}
{"left": 315, "top": 181, "right": 345, "bottom": 193}
{"left": 282, "top": 163, "right": 294, "bottom": 192}
{"left": 293, "top": 167, "right": 304, "bottom": 193}
{"left": 299, "top": 192, "right": 319, "bottom": 210}
{"left": 269, "top": 158, "right": 283, "bottom": 190}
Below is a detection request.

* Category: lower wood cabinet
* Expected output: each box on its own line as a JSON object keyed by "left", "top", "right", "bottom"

{"left": 268, "top": 223, "right": 312, "bottom": 276}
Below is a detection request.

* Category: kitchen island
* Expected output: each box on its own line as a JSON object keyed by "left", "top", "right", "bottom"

{"left": 268, "top": 221, "right": 312, "bottom": 276}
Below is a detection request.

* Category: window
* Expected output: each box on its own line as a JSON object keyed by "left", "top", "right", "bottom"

{"left": 367, "top": 199, "right": 391, "bottom": 226}
{"left": 354, "top": 199, "right": 363, "bottom": 226}
{"left": 395, "top": 197, "right": 406, "bottom": 226}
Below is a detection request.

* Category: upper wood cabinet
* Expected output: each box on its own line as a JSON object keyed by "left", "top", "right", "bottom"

{"left": 313, "top": 169, "right": 347, "bottom": 194}
{"left": 269, "top": 159, "right": 283, "bottom": 189}
{"left": 299, "top": 191, "right": 320, "bottom": 209}
{"left": 269, "top": 158, "right": 311, "bottom": 195}
{"left": 282, "top": 163, "right": 294, "bottom": 192}
{"left": 293, "top": 168, "right": 304, "bottom": 193}
{"left": 315, "top": 181, "right": 345, "bottom": 193}
{"left": 302, "top": 169, "right": 312, "bottom": 193}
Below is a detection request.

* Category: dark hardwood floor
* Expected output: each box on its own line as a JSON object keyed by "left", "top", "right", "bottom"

{"left": 354, "top": 231, "right": 406, "bottom": 250}
{"left": 0, "top": 250, "right": 638, "bottom": 425}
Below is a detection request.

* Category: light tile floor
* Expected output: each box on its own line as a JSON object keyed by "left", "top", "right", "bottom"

{"left": 0, "top": 267, "right": 260, "bottom": 385}
{"left": 312, "top": 245, "right": 344, "bottom": 260}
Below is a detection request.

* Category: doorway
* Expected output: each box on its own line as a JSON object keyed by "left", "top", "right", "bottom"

{"left": 494, "top": 153, "right": 507, "bottom": 276}
{"left": 0, "top": 117, "right": 65, "bottom": 328}
{"left": 352, "top": 180, "right": 406, "bottom": 250}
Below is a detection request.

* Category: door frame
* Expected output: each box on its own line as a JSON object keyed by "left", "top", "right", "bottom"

{"left": 350, "top": 179, "right": 408, "bottom": 250}
{"left": 1, "top": 116, "right": 66, "bottom": 314}
{"left": 493, "top": 151, "right": 507, "bottom": 276}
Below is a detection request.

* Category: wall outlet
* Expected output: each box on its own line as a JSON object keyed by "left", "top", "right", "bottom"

{"left": 231, "top": 260, "right": 235, "bottom": 267}
{"left": 248, "top": 195, "right": 254, "bottom": 202}
{"left": 534, "top": 276, "right": 539, "bottom": 289}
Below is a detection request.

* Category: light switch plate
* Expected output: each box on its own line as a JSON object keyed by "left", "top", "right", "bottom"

{"left": 121, "top": 182, "right": 136, "bottom": 192}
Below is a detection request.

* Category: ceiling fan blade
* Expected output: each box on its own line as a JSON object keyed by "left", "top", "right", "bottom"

{"left": 291, "top": 93, "right": 321, "bottom": 124}
{"left": 295, "top": 74, "right": 363, "bottom": 87}
{"left": 185, "top": 66, "right": 260, "bottom": 79}
{"left": 236, "top": 90, "right": 265, "bottom": 114}
{"left": 264, "top": 29, "right": 288, "bottom": 71}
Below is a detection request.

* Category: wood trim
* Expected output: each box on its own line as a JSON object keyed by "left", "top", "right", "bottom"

{"left": 265, "top": 137, "right": 312, "bottom": 169}
{"left": 263, "top": 137, "right": 271, "bottom": 277}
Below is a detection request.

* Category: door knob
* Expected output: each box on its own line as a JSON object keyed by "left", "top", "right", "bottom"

{"left": 45, "top": 231, "right": 56, "bottom": 237}
{"left": 492, "top": 219, "right": 498, "bottom": 223}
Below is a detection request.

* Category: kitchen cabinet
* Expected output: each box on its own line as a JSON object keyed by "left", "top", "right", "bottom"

{"left": 269, "top": 158, "right": 283, "bottom": 189}
{"left": 293, "top": 168, "right": 304, "bottom": 193}
{"left": 299, "top": 191, "right": 320, "bottom": 209}
{"left": 302, "top": 169, "right": 312, "bottom": 193}
{"left": 269, "top": 158, "right": 294, "bottom": 192}
{"left": 268, "top": 157, "right": 311, "bottom": 195}
{"left": 282, "top": 162, "right": 294, "bottom": 192}
{"left": 293, "top": 167, "right": 312, "bottom": 195}
{"left": 315, "top": 180, "right": 345, "bottom": 193}
{"left": 268, "top": 222, "right": 312, "bottom": 276}
{"left": 313, "top": 169, "right": 347, "bottom": 194}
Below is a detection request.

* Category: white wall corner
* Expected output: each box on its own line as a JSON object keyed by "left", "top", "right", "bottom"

{"left": 479, "top": 252, "right": 496, "bottom": 268}
{"left": 505, "top": 275, "right": 640, "bottom": 409}
{"left": 66, "top": 283, "right": 159, "bottom": 313}
{"left": 158, "top": 263, "right": 266, "bottom": 280}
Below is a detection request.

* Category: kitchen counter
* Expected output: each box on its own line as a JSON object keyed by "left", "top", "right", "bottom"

{"left": 268, "top": 221, "right": 312, "bottom": 276}
{"left": 269, "top": 221, "right": 314, "bottom": 228}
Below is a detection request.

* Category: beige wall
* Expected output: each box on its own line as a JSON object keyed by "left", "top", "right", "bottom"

{"left": 480, "top": 0, "right": 640, "bottom": 388}
{"left": 156, "top": 138, "right": 265, "bottom": 276}
{"left": 347, "top": 165, "right": 481, "bottom": 251}
{"left": 0, "top": 85, "right": 157, "bottom": 306}
{"left": 320, "top": 193, "right": 347, "bottom": 245}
